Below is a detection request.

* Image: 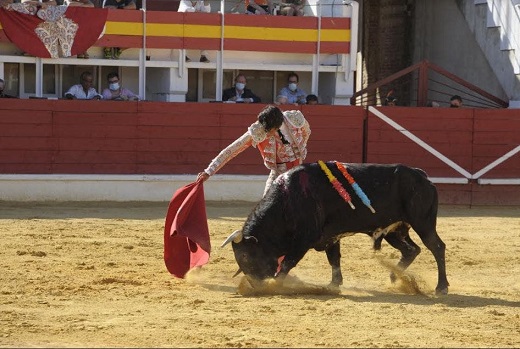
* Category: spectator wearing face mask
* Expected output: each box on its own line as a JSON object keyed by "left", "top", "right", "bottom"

{"left": 0, "top": 78, "right": 17, "bottom": 98}
{"left": 222, "top": 74, "right": 261, "bottom": 103}
{"left": 101, "top": 72, "right": 139, "bottom": 101}
{"left": 276, "top": 72, "right": 307, "bottom": 105}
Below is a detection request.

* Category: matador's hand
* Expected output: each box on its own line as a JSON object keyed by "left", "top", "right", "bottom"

{"left": 197, "top": 172, "right": 210, "bottom": 182}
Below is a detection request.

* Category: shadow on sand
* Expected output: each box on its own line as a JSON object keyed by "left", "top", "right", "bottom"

{"left": 196, "top": 279, "right": 520, "bottom": 309}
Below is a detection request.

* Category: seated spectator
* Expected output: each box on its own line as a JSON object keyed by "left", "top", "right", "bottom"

{"left": 20, "top": 0, "right": 57, "bottom": 6}
{"left": 276, "top": 72, "right": 307, "bottom": 105}
{"left": 306, "top": 94, "right": 318, "bottom": 105}
{"left": 384, "top": 95, "right": 397, "bottom": 106}
{"left": 222, "top": 74, "right": 261, "bottom": 103}
{"left": 64, "top": 0, "right": 94, "bottom": 58}
{"left": 21, "top": 0, "right": 57, "bottom": 8}
{"left": 64, "top": 71, "right": 102, "bottom": 100}
{"left": 279, "top": 0, "right": 304, "bottom": 16}
{"left": 245, "top": 0, "right": 273, "bottom": 15}
{"left": 103, "top": 0, "right": 136, "bottom": 10}
{"left": 101, "top": 72, "right": 139, "bottom": 101}
{"left": 178, "top": 1, "right": 211, "bottom": 63}
{"left": 383, "top": 90, "right": 397, "bottom": 106}
{"left": 103, "top": 0, "right": 136, "bottom": 59}
{"left": 65, "top": 0, "right": 93, "bottom": 7}
{"left": 0, "top": 78, "right": 17, "bottom": 98}
{"left": 449, "top": 95, "right": 463, "bottom": 108}
{"left": 178, "top": 0, "right": 209, "bottom": 12}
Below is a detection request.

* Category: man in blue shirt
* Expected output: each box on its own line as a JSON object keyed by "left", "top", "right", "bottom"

{"left": 276, "top": 72, "right": 307, "bottom": 105}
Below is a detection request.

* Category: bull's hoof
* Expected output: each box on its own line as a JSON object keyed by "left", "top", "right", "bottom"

{"left": 329, "top": 278, "right": 343, "bottom": 288}
{"left": 327, "top": 282, "right": 342, "bottom": 290}
{"left": 435, "top": 287, "right": 448, "bottom": 296}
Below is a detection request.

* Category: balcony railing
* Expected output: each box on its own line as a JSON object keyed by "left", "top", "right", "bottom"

{"left": 350, "top": 60, "right": 509, "bottom": 108}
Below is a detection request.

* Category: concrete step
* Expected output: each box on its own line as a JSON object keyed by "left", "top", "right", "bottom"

{"left": 476, "top": 0, "right": 520, "bottom": 74}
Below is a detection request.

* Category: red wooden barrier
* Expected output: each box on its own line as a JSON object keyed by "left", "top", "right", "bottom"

{"left": 0, "top": 100, "right": 518, "bottom": 205}
{"left": 471, "top": 109, "right": 520, "bottom": 205}
{"left": 473, "top": 109, "right": 520, "bottom": 179}
{"left": 366, "top": 106, "right": 520, "bottom": 205}
{"left": 367, "top": 106, "right": 474, "bottom": 177}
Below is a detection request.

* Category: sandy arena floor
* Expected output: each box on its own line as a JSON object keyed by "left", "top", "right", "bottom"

{"left": 0, "top": 201, "right": 519, "bottom": 348}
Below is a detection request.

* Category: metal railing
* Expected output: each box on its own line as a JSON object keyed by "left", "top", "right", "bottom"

{"left": 350, "top": 60, "right": 509, "bottom": 108}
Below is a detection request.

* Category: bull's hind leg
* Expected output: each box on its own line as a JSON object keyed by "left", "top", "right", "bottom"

{"left": 414, "top": 227, "right": 449, "bottom": 295}
{"left": 383, "top": 224, "right": 421, "bottom": 283}
{"left": 325, "top": 242, "right": 343, "bottom": 287}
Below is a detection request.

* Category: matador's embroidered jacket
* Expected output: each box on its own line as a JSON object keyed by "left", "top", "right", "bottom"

{"left": 203, "top": 110, "right": 311, "bottom": 176}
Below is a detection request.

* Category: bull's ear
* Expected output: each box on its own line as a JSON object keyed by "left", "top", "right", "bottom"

{"left": 221, "top": 230, "right": 243, "bottom": 248}
{"left": 244, "top": 236, "right": 258, "bottom": 243}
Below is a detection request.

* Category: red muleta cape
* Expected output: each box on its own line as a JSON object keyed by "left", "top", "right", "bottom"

{"left": 163, "top": 180, "right": 211, "bottom": 278}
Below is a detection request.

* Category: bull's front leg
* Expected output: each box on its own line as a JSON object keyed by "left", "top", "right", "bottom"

{"left": 275, "top": 246, "right": 309, "bottom": 284}
{"left": 325, "top": 242, "right": 343, "bottom": 287}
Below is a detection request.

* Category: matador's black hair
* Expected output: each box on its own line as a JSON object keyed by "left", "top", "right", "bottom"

{"left": 258, "top": 105, "right": 284, "bottom": 132}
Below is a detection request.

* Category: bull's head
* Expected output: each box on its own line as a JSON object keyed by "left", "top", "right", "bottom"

{"left": 222, "top": 230, "right": 279, "bottom": 280}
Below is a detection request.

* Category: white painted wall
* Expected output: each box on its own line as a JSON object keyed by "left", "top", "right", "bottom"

{"left": 0, "top": 174, "right": 267, "bottom": 202}
{"left": 3, "top": 173, "right": 514, "bottom": 203}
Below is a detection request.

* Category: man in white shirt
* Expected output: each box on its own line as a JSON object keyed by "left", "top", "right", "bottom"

{"left": 64, "top": 71, "right": 102, "bottom": 100}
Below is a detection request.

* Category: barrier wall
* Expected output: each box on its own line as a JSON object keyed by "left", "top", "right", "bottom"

{"left": 0, "top": 101, "right": 364, "bottom": 174}
{"left": 0, "top": 100, "right": 518, "bottom": 205}
{"left": 367, "top": 106, "right": 520, "bottom": 205}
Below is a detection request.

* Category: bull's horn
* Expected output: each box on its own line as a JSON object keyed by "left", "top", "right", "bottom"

{"left": 232, "top": 268, "right": 243, "bottom": 278}
{"left": 220, "top": 230, "right": 243, "bottom": 248}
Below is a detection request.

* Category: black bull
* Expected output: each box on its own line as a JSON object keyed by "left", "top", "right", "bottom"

{"left": 224, "top": 162, "right": 450, "bottom": 295}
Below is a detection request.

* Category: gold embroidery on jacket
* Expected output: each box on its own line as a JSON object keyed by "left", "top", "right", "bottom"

{"left": 249, "top": 122, "right": 266, "bottom": 145}
{"left": 204, "top": 113, "right": 311, "bottom": 176}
